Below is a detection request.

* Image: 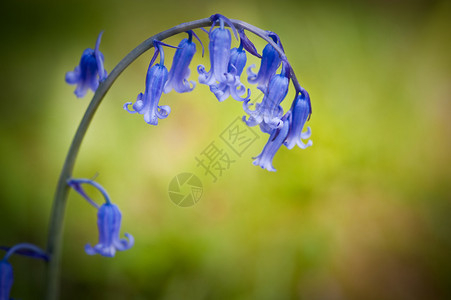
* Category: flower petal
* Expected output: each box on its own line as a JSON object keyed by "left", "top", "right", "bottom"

{"left": 164, "top": 36, "right": 197, "bottom": 94}
{"left": 253, "top": 114, "right": 290, "bottom": 172}
{"left": 284, "top": 90, "right": 312, "bottom": 150}
{"left": 0, "top": 259, "right": 13, "bottom": 300}
{"left": 247, "top": 43, "right": 282, "bottom": 91}
{"left": 114, "top": 233, "right": 134, "bottom": 251}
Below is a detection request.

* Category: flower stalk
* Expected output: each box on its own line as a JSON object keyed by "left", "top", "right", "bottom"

{"left": 45, "top": 16, "right": 307, "bottom": 300}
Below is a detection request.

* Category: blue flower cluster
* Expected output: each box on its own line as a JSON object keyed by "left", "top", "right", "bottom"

{"left": 66, "top": 14, "right": 312, "bottom": 172}
{"left": 241, "top": 31, "right": 312, "bottom": 171}
{"left": 0, "top": 14, "right": 317, "bottom": 300}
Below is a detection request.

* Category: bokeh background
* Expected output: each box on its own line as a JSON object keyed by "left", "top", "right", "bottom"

{"left": 0, "top": 0, "right": 450, "bottom": 299}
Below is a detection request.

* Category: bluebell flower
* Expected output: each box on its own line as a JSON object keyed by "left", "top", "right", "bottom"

{"left": 197, "top": 15, "right": 253, "bottom": 102}
{"left": 284, "top": 88, "right": 313, "bottom": 150}
{"left": 0, "top": 259, "right": 13, "bottom": 300}
{"left": 243, "top": 62, "right": 290, "bottom": 130}
{"left": 247, "top": 33, "right": 282, "bottom": 92}
{"left": 1, "top": 243, "right": 48, "bottom": 300}
{"left": 198, "top": 14, "right": 249, "bottom": 103}
{"left": 253, "top": 113, "right": 290, "bottom": 172}
{"left": 198, "top": 18, "right": 233, "bottom": 86}
{"left": 164, "top": 31, "right": 201, "bottom": 94}
{"left": 124, "top": 41, "right": 170, "bottom": 125}
{"left": 209, "top": 41, "right": 250, "bottom": 102}
{"left": 228, "top": 47, "right": 247, "bottom": 77}
{"left": 65, "top": 31, "right": 107, "bottom": 98}
{"left": 68, "top": 178, "right": 134, "bottom": 257}
{"left": 85, "top": 202, "right": 134, "bottom": 257}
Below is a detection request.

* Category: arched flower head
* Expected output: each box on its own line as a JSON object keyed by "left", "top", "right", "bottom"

{"left": 164, "top": 30, "right": 203, "bottom": 94}
{"left": 253, "top": 113, "right": 290, "bottom": 172}
{"left": 284, "top": 87, "right": 313, "bottom": 150}
{"left": 243, "top": 62, "right": 290, "bottom": 130}
{"left": 67, "top": 178, "right": 134, "bottom": 257}
{"left": 124, "top": 41, "right": 173, "bottom": 125}
{"left": 65, "top": 31, "right": 107, "bottom": 98}
{"left": 247, "top": 32, "right": 283, "bottom": 93}
{"left": 1, "top": 243, "right": 48, "bottom": 300}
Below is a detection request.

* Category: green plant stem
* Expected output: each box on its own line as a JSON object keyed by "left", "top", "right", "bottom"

{"left": 44, "top": 16, "right": 302, "bottom": 300}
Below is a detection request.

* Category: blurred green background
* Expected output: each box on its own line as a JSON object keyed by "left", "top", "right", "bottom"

{"left": 0, "top": 0, "right": 450, "bottom": 299}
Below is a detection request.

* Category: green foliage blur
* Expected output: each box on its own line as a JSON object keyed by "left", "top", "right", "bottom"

{"left": 0, "top": 0, "right": 450, "bottom": 299}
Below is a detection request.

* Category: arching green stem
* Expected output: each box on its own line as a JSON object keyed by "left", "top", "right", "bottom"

{"left": 45, "top": 16, "right": 303, "bottom": 300}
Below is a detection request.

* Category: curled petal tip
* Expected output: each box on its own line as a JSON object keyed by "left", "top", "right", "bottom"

{"left": 125, "top": 233, "right": 135, "bottom": 247}
{"left": 84, "top": 244, "right": 96, "bottom": 256}
{"left": 115, "top": 233, "right": 134, "bottom": 251}
{"left": 123, "top": 102, "right": 137, "bottom": 114}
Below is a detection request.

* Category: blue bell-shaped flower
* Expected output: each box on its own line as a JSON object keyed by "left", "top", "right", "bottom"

{"left": 67, "top": 178, "right": 134, "bottom": 257}
{"left": 124, "top": 41, "right": 170, "bottom": 125}
{"left": 0, "top": 259, "right": 13, "bottom": 300}
{"left": 284, "top": 88, "right": 313, "bottom": 150}
{"left": 164, "top": 31, "right": 200, "bottom": 94}
{"left": 252, "top": 113, "right": 290, "bottom": 172}
{"left": 247, "top": 34, "right": 282, "bottom": 93}
{"left": 65, "top": 31, "right": 107, "bottom": 98}
{"left": 209, "top": 42, "right": 250, "bottom": 102}
{"left": 198, "top": 26, "right": 232, "bottom": 86}
{"left": 243, "top": 62, "right": 290, "bottom": 130}
{"left": 85, "top": 202, "right": 134, "bottom": 257}
{"left": 198, "top": 14, "right": 240, "bottom": 90}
